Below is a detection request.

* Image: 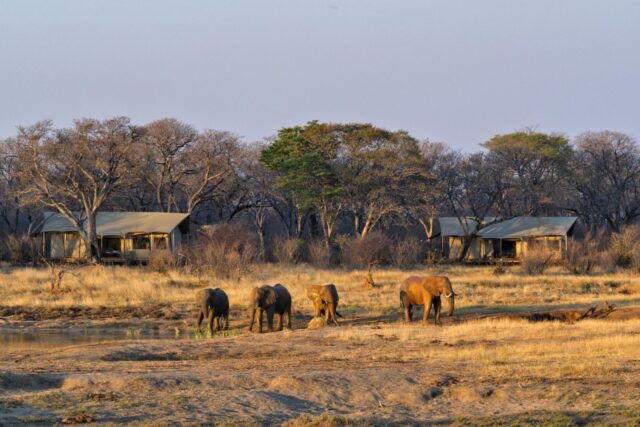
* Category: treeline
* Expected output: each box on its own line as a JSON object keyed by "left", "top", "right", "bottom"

{"left": 1, "top": 118, "right": 639, "bottom": 263}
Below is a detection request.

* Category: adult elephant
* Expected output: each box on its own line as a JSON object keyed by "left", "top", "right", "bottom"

{"left": 196, "top": 288, "right": 230, "bottom": 333}
{"left": 399, "top": 276, "right": 456, "bottom": 325}
{"left": 248, "top": 284, "right": 292, "bottom": 333}
{"left": 307, "top": 284, "right": 341, "bottom": 326}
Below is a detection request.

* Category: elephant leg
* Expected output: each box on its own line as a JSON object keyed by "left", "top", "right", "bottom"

{"left": 433, "top": 298, "right": 442, "bottom": 325}
{"left": 423, "top": 298, "right": 433, "bottom": 325}
{"left": 276, "top": 312, "right": 284, "bottom": 331}
{"left": 207, "top": 310, "right": 216, "bottom": 333}
{"left": 197, "top": 310, "right": 205, "bottom": 332}
{"left": 215, "top": 316, "right": 222, "bottom": 332}
{"left": 266, "top": 307, "right": 275, "bottom": 332}
{"left": 249, "top": 308, "right": 256, "bottom": 332}
{"left": 258, "top": 309, "right": 265, "bottom": 333}
{"left": 313, "top": 300, "right": 321, "bottom": 318}
{"left": 224, "top": 313, "right": 229, "bottom": 330}
{"left": 330, "top": 303, "right": 339, "bottom": 326}
{"left": 404, "top": 305, "right": 411, "bottom": 322}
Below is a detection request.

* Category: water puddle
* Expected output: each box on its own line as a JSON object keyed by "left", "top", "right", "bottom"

{"left": 0, "top": 328, "right": 182, "bottom": 351}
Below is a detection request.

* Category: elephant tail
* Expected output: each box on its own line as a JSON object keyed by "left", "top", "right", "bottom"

{"left": 400, "top": 290, "right": 407, "bottom": 309}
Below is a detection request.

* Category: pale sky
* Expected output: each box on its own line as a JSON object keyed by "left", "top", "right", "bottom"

{"left": 1, "top": 0, "right": 638, "bottom": 150}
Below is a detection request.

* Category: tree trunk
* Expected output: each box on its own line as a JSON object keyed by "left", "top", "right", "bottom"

{"left": 84, "top": 214, "right": 100, "bottom": 263}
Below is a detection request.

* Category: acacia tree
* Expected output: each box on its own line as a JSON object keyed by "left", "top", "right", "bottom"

{"left": 17, "top": 118, "right": 138, "bottom": 261}
{"left": 570, "top": 131, "right": 640, "bottom": 232}
{"left": 482, "top": 131, "right": 571, "bottom": 215}
{"left": 338, "top": 125, "right": 428, "bottom": 238}
{"left": 260, "top": 125, "right": 342, "bottom": 243}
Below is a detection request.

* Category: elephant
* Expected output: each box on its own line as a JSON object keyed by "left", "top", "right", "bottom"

{"left": 399, "top": 275, "right": 456, "bottom": 325}
{"left": 307, "top": 284, "right": 341, "bottom": 326}
{"left": 248, "top": 284, "right": 292, "bottom": 333}
{"left": 196, "top": 288, "right": 230, "bottom": 333}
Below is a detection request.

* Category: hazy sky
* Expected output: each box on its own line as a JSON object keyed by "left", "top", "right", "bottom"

{"left": 1, "top": 1, "right": 638, "bottom": 150}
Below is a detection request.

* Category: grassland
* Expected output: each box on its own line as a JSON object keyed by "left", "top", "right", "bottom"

{"left": 1, "top": 264, "right": 640, "bottom": 425}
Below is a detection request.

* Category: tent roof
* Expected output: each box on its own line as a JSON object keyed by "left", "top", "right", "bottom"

{"left": 40, "top": 212, "right": 189, "bottom": 236}
{"left": 437, "top": 217, "right": 496, "bottom": 237}
{"left": 438, "top": 216, "right": 577, "bottom": 239}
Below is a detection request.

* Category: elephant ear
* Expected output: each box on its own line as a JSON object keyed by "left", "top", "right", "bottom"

{"left": 261, "top": 286, "right": 278, "bottom": 306}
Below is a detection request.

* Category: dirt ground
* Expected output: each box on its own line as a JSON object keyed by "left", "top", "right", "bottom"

{"left": 3, "top": 265, "right": 640, "bottom": 425}
{"left": 2, "top": 305, "right": 640, "bottom": 426}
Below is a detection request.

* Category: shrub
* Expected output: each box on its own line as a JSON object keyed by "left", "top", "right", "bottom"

{"left": 390, "top": 237, "right": 423, "bottom": 269}
{"left": 520, "top": 244, "right": 556, "bottom": 275}
{"left": 147, "top": 250, "right": 177, "bottom": 274}
{"left": 271, "top": 237, "right": 306, "bottom": 265}
{"left": 2, "top": 235, "right": 35, "bottom": 265}
{"left": 607, "top": 225, "right": 640, "bottom": 269}
{"left": 339, "top": 231, "right": 391, "bottom": 270}
{"left": 564, "top": 235, "right": 602, "bottom": 274}
{"left": 184, "top": 223, "right": 259, "bottom": 279}
{"left": 307, "top": 239, "right": 335, "bottom": 268}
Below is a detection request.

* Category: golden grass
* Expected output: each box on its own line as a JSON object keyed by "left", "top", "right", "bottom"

{"left": 0, "top": 263, "right": 639, "bottom": 313}
{"left": 325, "top": 317, "right": 640, "bottom": 383}
{"left": 2, "top": 264, "right": 640, "bottom": 424}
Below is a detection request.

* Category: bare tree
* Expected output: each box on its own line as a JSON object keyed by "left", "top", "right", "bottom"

{"left": 570, "top": 131, "right": 640, "bottom": 232}
{"left": 17, "top": 118, "right": 138, "bottom": 261}
{"left": 140, "top": 118, "right": 198, "bottom": 212}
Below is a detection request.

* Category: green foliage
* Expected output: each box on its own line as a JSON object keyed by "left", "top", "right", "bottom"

{"left": 483, "top": 131, "right": 572, "bottom": 165}
{"left": 260, "top": 124, "right": 342, "bottom": 213}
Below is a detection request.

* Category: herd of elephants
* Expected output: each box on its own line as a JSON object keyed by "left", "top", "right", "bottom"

{"left": 196, "top": 275, "right": 457, "bottom": 333}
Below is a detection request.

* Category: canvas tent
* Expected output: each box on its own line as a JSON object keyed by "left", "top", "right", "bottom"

{"left": 37, "top": 212, "right": 190, "bottom": 262}
{"left": 437, "top": 216, "right": 577, "bottom": 261}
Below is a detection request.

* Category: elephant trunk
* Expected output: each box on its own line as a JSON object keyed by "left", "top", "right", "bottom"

{"left": 445, "top": 296, "right": 455, "bottom": 317}
{"left": 443, "top": 278, "right": 456, "bottom": 316}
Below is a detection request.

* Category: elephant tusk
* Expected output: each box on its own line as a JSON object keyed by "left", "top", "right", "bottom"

{"left": 444, "top": 293, "right": 453, "bottom": 298}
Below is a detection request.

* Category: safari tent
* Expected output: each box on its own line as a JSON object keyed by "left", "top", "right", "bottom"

{"left": 37, "top": 211, "right": 190, "bottom": 263}
{"left": 437, "top": 216, "right": 578, "bottom": 261}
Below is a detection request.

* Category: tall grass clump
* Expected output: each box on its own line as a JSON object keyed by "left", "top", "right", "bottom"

{"left": 520, "top": 243, "right": 556, "bottom": 275}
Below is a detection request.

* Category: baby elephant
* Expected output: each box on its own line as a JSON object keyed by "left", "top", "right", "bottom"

{"left": 307, "top": 284, "right": 341, "bottom": 326}
{"left": 196, "top": 288, "right": 230, "bottom": 333}
{"left": 248, "top": 284, "right": 292, "bottom": 333}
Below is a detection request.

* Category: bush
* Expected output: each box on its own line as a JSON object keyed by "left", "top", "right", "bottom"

{"left": 564, "top": 235, "right": 602, "bottom": 274}
{"left": 2, "top": 235, "right": 35, "bottom": 265}
{"left": 271, "top": 237, "right": 306, "bottom": 265}
{"left": 390, "top": 237, "right": 423, "bottom": 269}
{"left": 147, "top": 250, "right": 177, "bottom": 274}
{"left": 339, "top": 231, "right": 391, "bottom": 270}
{"left": 184, "top": 223, "right": 259, "bottom": 279}
{"left": 307, "top": 239, "right": 335, "bottom": 268}
{"left": 607, "top": 225, "right": 640, "bottom": 269}
{"left": 521, "top": 244, "right": 556, "bottom": 275}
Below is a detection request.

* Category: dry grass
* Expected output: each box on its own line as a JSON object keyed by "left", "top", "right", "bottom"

{"left": 2, "top": 263, "right": 640, "bottom": 424}
{"left": 1, "top": 264, "right": 639, "bottom": 315}
{"left": 2, "top": 315, "right": 640, "bottom": 425}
